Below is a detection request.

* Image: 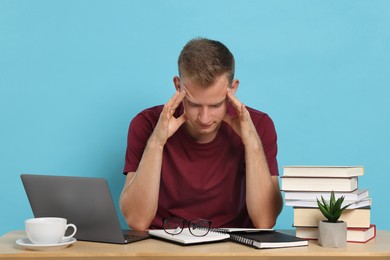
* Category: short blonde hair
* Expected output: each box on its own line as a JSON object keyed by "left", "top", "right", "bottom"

{"left": 178, "top": 38, "right": 235, "bottom": 87}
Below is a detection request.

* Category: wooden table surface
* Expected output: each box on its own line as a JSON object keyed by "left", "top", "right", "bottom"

{"left": 1, "top": 230, "right": 390, "bottom": 259}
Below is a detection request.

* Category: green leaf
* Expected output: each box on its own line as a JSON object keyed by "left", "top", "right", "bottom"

{"left": 333, "top": 196, "right": 345, "bottom": 213}
{"left": 321, "top": 196, "right": 330, "bottom": 211}
{"left": 340, "top": 202, "right": 351, "bottom": 212}
{"left": 332, "top": 212, "right": 342, "bottom": 222}
{"left": 330, "top": 191, "right": 336, "bottom": 207}
{"left": 317, "top": 199, "right": 333, "bottom": 220}
{"left": 316, "top": 191, "right": 351, "bottom": 222}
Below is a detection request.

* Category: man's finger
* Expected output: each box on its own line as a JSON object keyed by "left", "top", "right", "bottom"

{"left": 227, "top": 88, "right": 244, "bottom": 113}
{"left": 176, "top": 113, "right": 188, "bottom": 126}
{"left": 172, "top": 89, "right": 186, "bottom": 110}
{"left": 163, "top": 90, "right": 185, "bottom": 115}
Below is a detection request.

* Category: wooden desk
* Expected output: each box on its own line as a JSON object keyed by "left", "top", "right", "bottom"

{"left": 1, "top": 230, "right": 390, "bottom": 259}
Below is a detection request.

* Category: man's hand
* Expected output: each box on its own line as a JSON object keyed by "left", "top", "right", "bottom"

{"left": 223, "top": 88, "right": 283, "bottom": 228}
{"left": 153, "top": 90, "right": 188, "bottom": 146}
{"left": 223, "top": 88, "right": 258, "bottom": 146}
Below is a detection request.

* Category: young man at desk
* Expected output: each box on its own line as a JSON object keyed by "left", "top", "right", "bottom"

{"left": 120, "top": 38, "right": 283, "bottom": 230}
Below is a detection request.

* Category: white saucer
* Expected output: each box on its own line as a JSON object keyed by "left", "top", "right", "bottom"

{"left": 16, "top": 237, "right": 77, "bottom": 251}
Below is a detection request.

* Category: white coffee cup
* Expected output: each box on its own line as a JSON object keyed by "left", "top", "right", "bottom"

{"left": 25, "top": 217, "right": 77, "bottom": 244}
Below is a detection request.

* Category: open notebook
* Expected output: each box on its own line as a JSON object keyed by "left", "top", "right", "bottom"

{"left": 149, "top": 228, "right": 308, "bottom": 249}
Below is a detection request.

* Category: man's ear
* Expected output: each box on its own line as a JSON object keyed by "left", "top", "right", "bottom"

{"left": 231, "top": 79, "right": 239, "bottom": 94}
{"left": 173, "top": 76, "right": 181, "bottom": 91}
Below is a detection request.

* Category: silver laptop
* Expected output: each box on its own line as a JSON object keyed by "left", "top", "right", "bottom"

{"left": 21, "top": 174, "right": 150, "bottom": 244}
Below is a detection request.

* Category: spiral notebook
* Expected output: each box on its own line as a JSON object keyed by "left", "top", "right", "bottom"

{"left": 149, "top": 228, "right": 308, "bottom": 249}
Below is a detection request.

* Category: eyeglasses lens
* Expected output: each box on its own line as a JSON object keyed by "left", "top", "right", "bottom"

{"left": 163, "top": 217, "right": 184, "bottom": 235}
{"left": 189, "top": 219, "right": 210, "bottom": 237}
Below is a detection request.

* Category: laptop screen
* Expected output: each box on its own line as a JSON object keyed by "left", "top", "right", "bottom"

{"left": 21, "top": 174, "right": 130, "bottom": 244}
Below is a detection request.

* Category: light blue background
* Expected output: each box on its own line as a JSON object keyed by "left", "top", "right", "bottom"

{"left": 1, "top": 0, "right": 389, "bottom": 236}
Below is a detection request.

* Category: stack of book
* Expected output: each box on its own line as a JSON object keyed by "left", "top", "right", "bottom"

{"left": 281, "top": 166, "right": 375, "bottom": 243}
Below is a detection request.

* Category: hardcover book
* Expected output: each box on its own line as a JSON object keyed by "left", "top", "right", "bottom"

{"left": 283, "top": 166, "right": 364, "bottom": 177}
{"left": 295, "top": 224, "right": 376, "bottom": 243}
{"left": 281, "top": 176, "right": 358, "bottom": 192}
{"left": 293, "top": 207, "right": 371, "bottom": 228}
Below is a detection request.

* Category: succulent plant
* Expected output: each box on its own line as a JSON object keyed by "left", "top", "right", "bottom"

{"left": 317, "top": 191, "right": 351, "bottom": 223}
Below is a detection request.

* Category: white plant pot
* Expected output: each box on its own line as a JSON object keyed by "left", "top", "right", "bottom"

{"left": 318, "top": 220, "right": 347, "bottom": 248}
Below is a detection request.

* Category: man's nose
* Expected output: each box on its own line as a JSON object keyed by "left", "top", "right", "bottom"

{"left": 198, "top": 107, "right": 211, "bottom": 123}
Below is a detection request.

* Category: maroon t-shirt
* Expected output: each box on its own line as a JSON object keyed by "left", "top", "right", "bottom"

{"left": 124, "top": 103, "right": 278, "bottom": 229}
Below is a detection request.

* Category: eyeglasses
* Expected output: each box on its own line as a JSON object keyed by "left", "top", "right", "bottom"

{"left": 162, "top": 217, "right": 211, "bottom": 237}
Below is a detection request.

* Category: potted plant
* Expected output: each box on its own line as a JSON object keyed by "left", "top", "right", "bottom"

{"left": 316, "top": 191, "right": 351, "bottom": 248}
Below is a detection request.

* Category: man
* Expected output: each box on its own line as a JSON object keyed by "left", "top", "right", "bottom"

{"left": 120, "top": 38, "right": 283, "bottom": 231}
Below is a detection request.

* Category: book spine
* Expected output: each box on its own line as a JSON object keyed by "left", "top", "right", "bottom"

{"left": 229, "top": 234, "right": 255, "bottom": 247}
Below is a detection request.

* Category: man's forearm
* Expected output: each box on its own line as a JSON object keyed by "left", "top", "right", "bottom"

{"left": 120, "top": 135, "right": 164, "bottom": 230}
{"left": 120, "top": 91, "right": 187, "bottom": 230}
{"left": 244, "top": 136, "right": 283, "bottom": 228}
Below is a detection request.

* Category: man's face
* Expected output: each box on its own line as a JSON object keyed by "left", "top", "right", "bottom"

{"left": 180, "top": 75, "right": 231, "bottom": 143}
